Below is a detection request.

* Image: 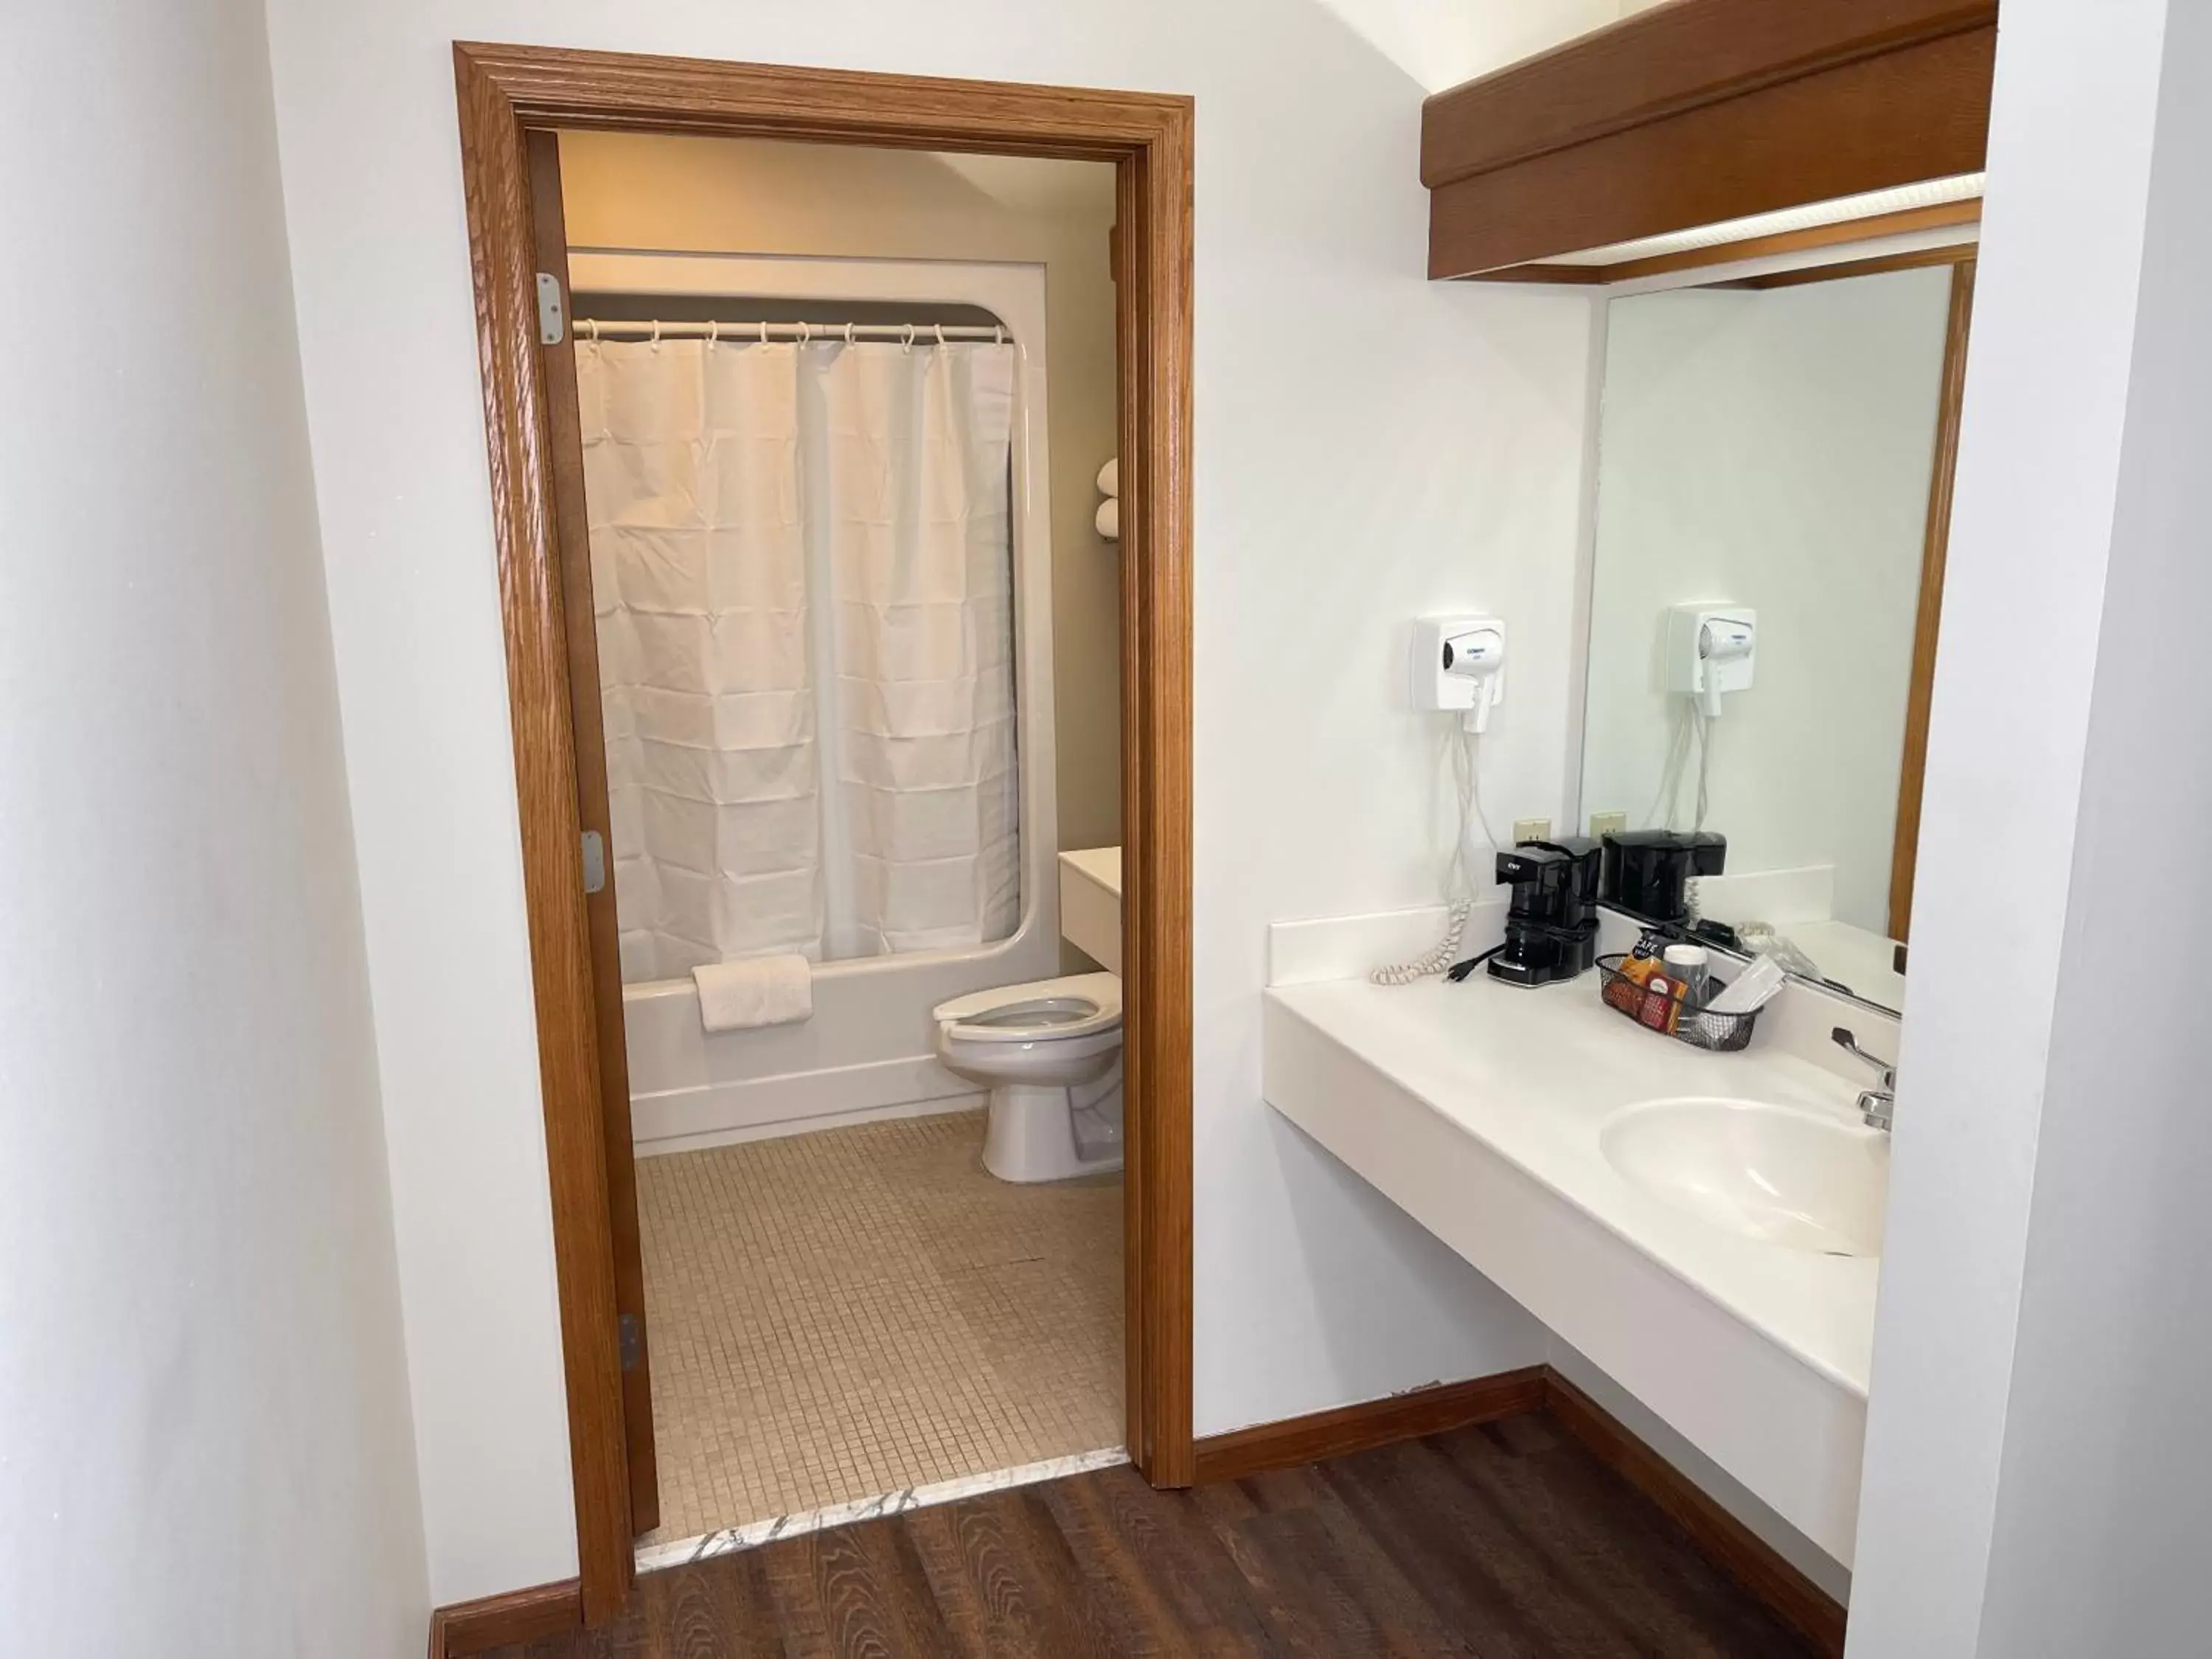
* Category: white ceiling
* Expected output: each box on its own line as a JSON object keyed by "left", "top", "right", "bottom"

{"left": 932, "top": 151, "right": 1116, "bottom": 219}
{"left": 1311, "top": 0, "right": 1673, "bottom": 96}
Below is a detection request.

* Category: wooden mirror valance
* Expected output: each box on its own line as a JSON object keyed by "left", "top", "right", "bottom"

{"left": 1423, "top": 0, "right": 1998, "bottom": 284}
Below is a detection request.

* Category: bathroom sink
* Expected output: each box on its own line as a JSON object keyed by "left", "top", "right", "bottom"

{"left": 1600, "top": 1097, "right": 1889, "bottom": 1258}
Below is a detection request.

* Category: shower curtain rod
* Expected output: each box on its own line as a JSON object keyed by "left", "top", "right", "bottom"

{"left": 572, "top": 318, "right": 1014, "bottom": 345}
{"left": 574, "top": 311, "right": 1040, "bottom": 518}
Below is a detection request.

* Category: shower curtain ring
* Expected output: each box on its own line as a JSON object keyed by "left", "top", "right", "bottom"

{"left": 845, "top": 321, "right": 856, "bottom": 347}
{"left": 902, "top": 322, "right": 917, "bottom": 354}
{"left": 799, "top": 321, "right": 813, "bottom": 347}
{"left": 649, "top": 319, "right": 661, "bottom": 350}
{"left": 758, "top": 320, "right": 769, "bottom": 346}
{"left": 994, "top": 324, "right": 1004, "bottom": 346}
{"left": 585, "top": 318, "right": 599, "bottom": 343}
{"left": 935, "top": 323, "right": 947, "bottom": 348}
{"left": 706, "top": 319, "right": 719, "bottom": 349}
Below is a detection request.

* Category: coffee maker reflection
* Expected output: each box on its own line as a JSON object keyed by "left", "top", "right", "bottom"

{"left": 1599, "top": 830, "right": 1727, "bottom": 925}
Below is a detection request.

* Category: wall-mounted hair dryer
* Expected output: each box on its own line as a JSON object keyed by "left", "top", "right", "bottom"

{"left": 1666, "top": 605, "right": 1756, "bottom": 717}
{"left": 1372, "top": 613, "right": 1509, "bottom": 986}
{"left": 1411, "top": 615, "right": 1506, "bottom": 729}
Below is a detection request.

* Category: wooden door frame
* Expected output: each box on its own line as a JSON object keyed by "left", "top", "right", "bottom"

{"left": 1889, "top": 256, "right": 1975, "bottom": 943}
{"left": 453, "top": 41, "right": 1194, "bottom": 1623}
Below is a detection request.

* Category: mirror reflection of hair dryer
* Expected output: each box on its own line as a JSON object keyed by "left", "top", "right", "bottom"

{"left": 1695, "top": 616, "right": 1755, "bottom": 717}
{"left": 1666, "top": 603, "right": 1756, "bottom": 718}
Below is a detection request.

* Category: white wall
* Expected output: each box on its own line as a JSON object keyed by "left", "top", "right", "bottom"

{"left": 0, "top": 2, "right": 425, "bottom": 1655}
{"left": 1581, "top": 271, "right": 1952, "bottom": 933}
{"left": 260, "top": 0, "right": 1596, "bottom": 1597}
{"left": 1844, "top": 1, "right": 2185, "bottom": 1652}
{"left": 1972, "top": 4, "right": 2212, "bottom": 1644}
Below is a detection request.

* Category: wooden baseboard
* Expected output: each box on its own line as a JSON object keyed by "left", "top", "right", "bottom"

{"left": 1191, "top": 1365, "right": 1549, "bottom": 1484}
{"left": 1192, "top": 1363, "right": 1846, "bottom": 1658}
{"left": 428, "top": 1578, "right": 582, "bottom": 1659}
{"left": 1543, "top": 1373, "right": 1848, "bottom": 1659}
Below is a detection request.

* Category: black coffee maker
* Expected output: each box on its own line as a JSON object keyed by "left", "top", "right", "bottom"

{"left": 1486, "top": 838, "right": 1602, "bottom": 987}
{"left": 1599, "top": 830, "right": 1727, "bottom": 924}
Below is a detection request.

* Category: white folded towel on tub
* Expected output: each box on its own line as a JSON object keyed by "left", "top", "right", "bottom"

{"left": 692, "top": 954, "right": 813, "bottom": 1033}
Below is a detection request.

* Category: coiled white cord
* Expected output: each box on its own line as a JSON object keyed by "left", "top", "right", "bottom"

{"left": 1372, "top": 716, "right": 1501, "bottom": 985}
{"left": 1369, "top": 903, "right": 1470, "bottom": 987}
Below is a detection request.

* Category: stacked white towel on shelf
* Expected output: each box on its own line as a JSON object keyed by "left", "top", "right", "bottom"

{"left": 692, "top": 953, "right": 813, "bottom": 1032}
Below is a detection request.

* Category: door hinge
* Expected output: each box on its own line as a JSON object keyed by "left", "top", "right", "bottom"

{"left": 580, "top": 829, "right": 606, "bottom": 895}
{"left": 618, "top": 1313, "right": 643, "bottom": 1372}
{"left": 536, "top": 271, "right": 565, "bottom": 345}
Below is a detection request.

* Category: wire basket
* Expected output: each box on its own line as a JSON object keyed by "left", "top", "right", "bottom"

{"left": 1596, "top": 953, "right": 1760, "bottom": 1053}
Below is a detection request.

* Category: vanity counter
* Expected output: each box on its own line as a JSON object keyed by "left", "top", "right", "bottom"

{"left": 1057, "top": 847, "right": 1121, "bottom": 972}
{"left": 1263, "top": 969, "right": 1879, "bottom": 1565}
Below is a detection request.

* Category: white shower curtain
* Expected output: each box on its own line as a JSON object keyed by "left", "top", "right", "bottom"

{"left": 577, "top": 335, "right": 1020, "bottom": 982}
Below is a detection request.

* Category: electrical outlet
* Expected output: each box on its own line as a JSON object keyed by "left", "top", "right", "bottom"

{"left": 1589, "top": 810, "right": 1629, "bottom": 840}
{"left": 1512, "top": 817, "right": 1552, "bottom": 844}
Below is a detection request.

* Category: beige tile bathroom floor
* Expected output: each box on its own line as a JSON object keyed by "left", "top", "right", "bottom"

{"left": 634, "top": 1107, "right": 1124, "bottom": 1546}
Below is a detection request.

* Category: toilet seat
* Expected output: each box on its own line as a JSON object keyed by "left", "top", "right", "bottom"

{"left": 933, "top": 972, "right": 1122, "bottom": 1043}
{"left": 933, "top": 972, "right": 1126, "bottom": 1182}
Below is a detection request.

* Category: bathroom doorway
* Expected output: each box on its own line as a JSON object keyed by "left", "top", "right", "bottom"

{"left": 560, "top": 161, "right": 1124, "bottom": 1553}
{"left": 454, "top": 44, "right": 1192, "bottom": 1623}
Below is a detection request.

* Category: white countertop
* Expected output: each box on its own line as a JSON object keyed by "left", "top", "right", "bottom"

{"left": 1057, "top": 845, "right": 1121, "bottom": 898}
{"left": 1267, "top": 973, "right": 1879, "bottom": 1396}
{"left": 1262, "top": 945, "right": 1885, "bottom": 1563}
{"left": 1057, "top": 847, "right": 1122, "bottom": 973}
{"left": 1788, "top": 919, "right": 1907, "bottom": 1013}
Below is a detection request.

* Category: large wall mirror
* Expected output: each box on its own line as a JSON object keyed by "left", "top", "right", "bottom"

{"left": 1574, "top": 251, "right": 1975, "bottom": 1016}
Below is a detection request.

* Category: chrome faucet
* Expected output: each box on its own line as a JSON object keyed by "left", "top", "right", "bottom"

{"left": 1832, "top": 1026, "right": 1896, "bottom": 1131}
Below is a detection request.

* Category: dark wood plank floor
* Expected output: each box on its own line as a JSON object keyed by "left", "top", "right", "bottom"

{"left": 496, "top": 1413, "right": 1821, "bottom": 1658}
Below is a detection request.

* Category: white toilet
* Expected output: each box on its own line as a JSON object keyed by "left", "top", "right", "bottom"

{"left": 933, "top": 972, "right": 1125, "bottom": 1183}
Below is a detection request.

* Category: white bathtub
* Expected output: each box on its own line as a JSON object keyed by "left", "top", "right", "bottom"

{"left": 626, "top": 845, "right": 1130, "bottom": 1155}
{"left": 625, "top": 939, "right": 1063, "bottom": 1156}
{"left": 582, "top": 250, "right": 1074, "bottom": 1157}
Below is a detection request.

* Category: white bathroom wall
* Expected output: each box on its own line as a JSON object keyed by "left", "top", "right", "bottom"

{"left": 1971, "top": 7, "right": 2212, "bottom": 1646}
{"left": 1845, "top": 0, "right": 2191, "bottom": 1652}
{"left": 0, "top": 1, "right": 425, "bottom": 1655}
{"left": 260, "top": 0, "right": 1596, "bottom": 1601}
{"left": 1579, "top": 271, "right": 1952, "bottom": 933}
